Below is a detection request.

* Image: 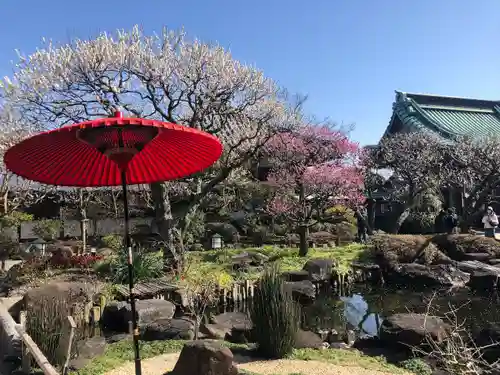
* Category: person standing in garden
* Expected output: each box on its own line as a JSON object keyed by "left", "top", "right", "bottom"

{"left": 356, "top": 206, "right": 368, "bottom": 243}
{"left": 444, "top": 207, "right": 459, "bottom": 234}
{"left": 482, "top": 206, "right": 499, "bottom": 238}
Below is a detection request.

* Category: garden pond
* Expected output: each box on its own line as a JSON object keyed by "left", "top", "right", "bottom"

{"left": 225, "top": 285, "right": 499, "bottom": 338}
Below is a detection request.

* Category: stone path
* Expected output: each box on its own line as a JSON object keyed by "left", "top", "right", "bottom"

{"left": 105, "top": 352, "right": 409, "bottom": 375}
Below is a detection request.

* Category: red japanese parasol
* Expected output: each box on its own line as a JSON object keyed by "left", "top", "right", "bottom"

{"left": 4, "top": 111, "right": 223, "bottom": 375}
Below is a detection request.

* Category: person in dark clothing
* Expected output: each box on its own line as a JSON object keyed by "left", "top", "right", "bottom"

{"left": 444, "top": 208, "right": 459, "bottom": 234}
{"left": 356, "top": 207, "right": 368, "bottom": 243}
{"left": 434, "top": 209, "right": 447, "bottom": 233}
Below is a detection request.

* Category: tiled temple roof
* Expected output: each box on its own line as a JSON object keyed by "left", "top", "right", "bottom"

{"left": 384, "top": 91, "right": 500, "bottom": 140}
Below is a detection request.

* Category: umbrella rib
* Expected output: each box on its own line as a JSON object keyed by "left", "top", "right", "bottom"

{"left": 22, "top": 137, "right": 81, "bottom": 183}
{"left": 45, "top": 139, "right": 94, "bottom": 185}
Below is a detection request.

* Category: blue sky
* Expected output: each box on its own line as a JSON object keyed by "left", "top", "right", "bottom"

{"left": 0, "top": 0, "right": 499, "bottom": 145}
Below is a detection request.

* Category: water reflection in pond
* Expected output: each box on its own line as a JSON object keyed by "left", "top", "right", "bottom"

{"left": 301, "top": 285, "right": 499, "bottom": 337}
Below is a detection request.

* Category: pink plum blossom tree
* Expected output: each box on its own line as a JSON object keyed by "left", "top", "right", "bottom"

{"left": 265, "top": 125, "right": 365, "bottom": 256}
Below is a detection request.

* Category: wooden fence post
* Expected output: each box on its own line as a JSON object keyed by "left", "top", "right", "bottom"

{"left": 62, "top": 316, "right": 77, "bottom": 375}
{"left": 19, "top": 310, "right": 31, "bottom": 373}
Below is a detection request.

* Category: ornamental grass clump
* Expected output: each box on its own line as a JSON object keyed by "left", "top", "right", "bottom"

{"left": 250, "top": 263, "right": 300, "bottom": 358}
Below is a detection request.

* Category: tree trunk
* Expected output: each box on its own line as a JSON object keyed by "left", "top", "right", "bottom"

{"left": 366, "top": 199, "right": 375, "bottom": 235}
{"left": 2, "top": 191, "right": 8, "bottom": 215}
{"left": 391, "top": 207, "right": 411, "bottom": 234}
{"left": 298, "top": 225, "right": 309, "bottom": 256}
{"left": 194, "top": 316, "right": 201, "bottom": 340}
{"left": 150, "top": 182, "right": 179, "bottom": 273}
{"left": 297, "top": 182, "right": 309, "bottom": 256}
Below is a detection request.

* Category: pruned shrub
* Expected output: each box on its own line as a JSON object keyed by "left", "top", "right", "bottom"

{"left": 400, "top": 212, "right": 437, "bottom": 234}
{"left": 250, "top": 263, "right": 300, "bottom": 358}
{"left": 250, "top": 225, "right": 270, "bottom": 246}
{"left": 32, "top": 219, "right": 61, "bottom": 241}
{"left": 431, "top": 234, "right": 500, "bottom": 260}
{"left": 101, "top": 233, "right": 123, "bottom": 251}
{"left": 331, "top": 222, "right": 356, "bottom": 242}
{"left": 369, "top": 234, "right": 450, "bottom": 266}
{"left": 309, "top": 231, "right": 336, "bottom": 245}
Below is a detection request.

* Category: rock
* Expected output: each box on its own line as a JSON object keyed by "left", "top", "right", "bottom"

{"left": 171, "top": 288, "right": 189, "bottom": 308}
{"left": 210, "top": 312, "right": 252, "bottom": 331}
{"left": 489, "top": 259, "right": 500, "bottom": 265}
{"left": 463, "top": 252, "right": 492, "bottom": 261}
{"left": 170, "top": 340, "right": 238, "bottom": 375}
{"left": 69, "top": 336, "right": 106, "bottom": 370}
{"left": 101, "top": 299, "right": 176, "bottom": 332}
{"left": 342, "top": 329, "right": 356, "bottom": 346}
{"left": 303, "top": 258, "right": 334, "bottom": 282}
{"left": 387, "top": 263, "right": 469, "bottom": 287}
{"left": 467, "top": 270, "right": 500, "bottom": 292}
{"left": 200, "top": 323, "right": 230, "bottom": 340}
{"left": 380, "top": 313, "right": 448, "bottom": 348}
{"left": 294, "top": 329, "right": 324, "bottom": 349}
{"left": 232, "top": 251, "right": 268, "bottom": 267}
{"left": 247, "top": 251, "right": 269, "bottom": 265}
{"left": 284, "top": 280, "right": 315, "bottom": 303}
{"left": 228, "top": 327, "right": 250, "bottom": 344}
{"left": 281, "top": 270, "right": 309, "bottom": 282}
{"left": 105, "top": 333, "right": 129, "bottom": 343}
{"left": 330, "top": 342, "right": 350, "bottom": 349}
{"left": 473, "top": 323, "right": 500, "bottom": 363}
{"left": 141, "top": 318, "right": 195, "bottom": 341}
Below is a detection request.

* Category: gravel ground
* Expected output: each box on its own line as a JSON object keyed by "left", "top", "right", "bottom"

{"left": 105, "top": 352, "right": 407, "bottom": 375}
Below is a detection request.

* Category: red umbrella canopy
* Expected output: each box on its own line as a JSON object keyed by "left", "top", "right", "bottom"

{"left": 4, "top": 112, "right": 223, "bottom": 187}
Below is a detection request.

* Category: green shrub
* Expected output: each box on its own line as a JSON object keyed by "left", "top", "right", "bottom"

{"left": 399, "top": 358, "right": 432, "bottom": 375}
{"left": 101, "top": 233, "right": 123, "bottom": 251}
{"left": 111, "top": 249, "right": 163, "bottom": 284}
{"left": 400, "top": 212, "right": 436, "bottom": 234}
{"left": 250, "top": 263, "right": 300, "bottom": 358}
{"left": 0, "top": 211, "right": 33, "bottom": 227}
{"left": 32, "top": 219, "right": 61, "bottom": 240}
{"left": 251, "top": 225, "right": 269, "bottom": 246}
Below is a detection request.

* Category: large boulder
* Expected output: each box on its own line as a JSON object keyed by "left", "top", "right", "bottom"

{"left": 370, "top": 234, "right": 450, "bottom": 267}
{"left": 170, "top": 340, "right": 238, "bottom": 375}
{"left": 141, "top": 318, "right": 195, "bottom": 341}
{"left": 303, "top": 258, "right": 335, "bottom": 282}
{"left": 231, "top": 251, "right": 269, "bottom": 270}
{"left": 69, "top": 336, "right": 106, "bottom": 370}
{"left": 284, "top": 280, "right": 315, "bottom": 303}
{"left": 380, "top": 313, "right": 448, "bottom": 349}
{"left": 473, "top": 323, "right": 500, "bottom": 363}
{"left": 432, "top": 234, "right": 500, "bottom": 260}
{"left": 281, "top": 270, "right": 309, "bottom": 282}
{"left": 210, "top": 312, "right": 252, "bottom": 330}
{"left": 101, "top": 299, "right": 176, "bottom": 332}
{"left": 386, "top": 263, "right": 469, "bottom": 288}
{"left": 209, "top": 312, "right": 252, "bottom": 343}
{"left": 294, "top": 329, "right": 325, "bottom": 349}
{"left": 467, "top": 269, "right": 500, "bottom": 292}
{"left": 200, "top": 323, "right": 230, "bottom": 340}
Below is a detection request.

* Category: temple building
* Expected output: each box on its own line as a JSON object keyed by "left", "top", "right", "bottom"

{"left": 373, "top": 91, "right": 500, "bottom": 224}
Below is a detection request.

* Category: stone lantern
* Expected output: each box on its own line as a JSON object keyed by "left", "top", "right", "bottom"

{"left": 211, "top": 233, "right": 223, "bottom": 249}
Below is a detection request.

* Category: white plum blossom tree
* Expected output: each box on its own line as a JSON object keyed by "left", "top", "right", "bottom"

{"left": 0, "top": 106, "right": 51, "bottom": 214}
{"left": 1, "top": 26, "right": 300, "bottom": 271}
